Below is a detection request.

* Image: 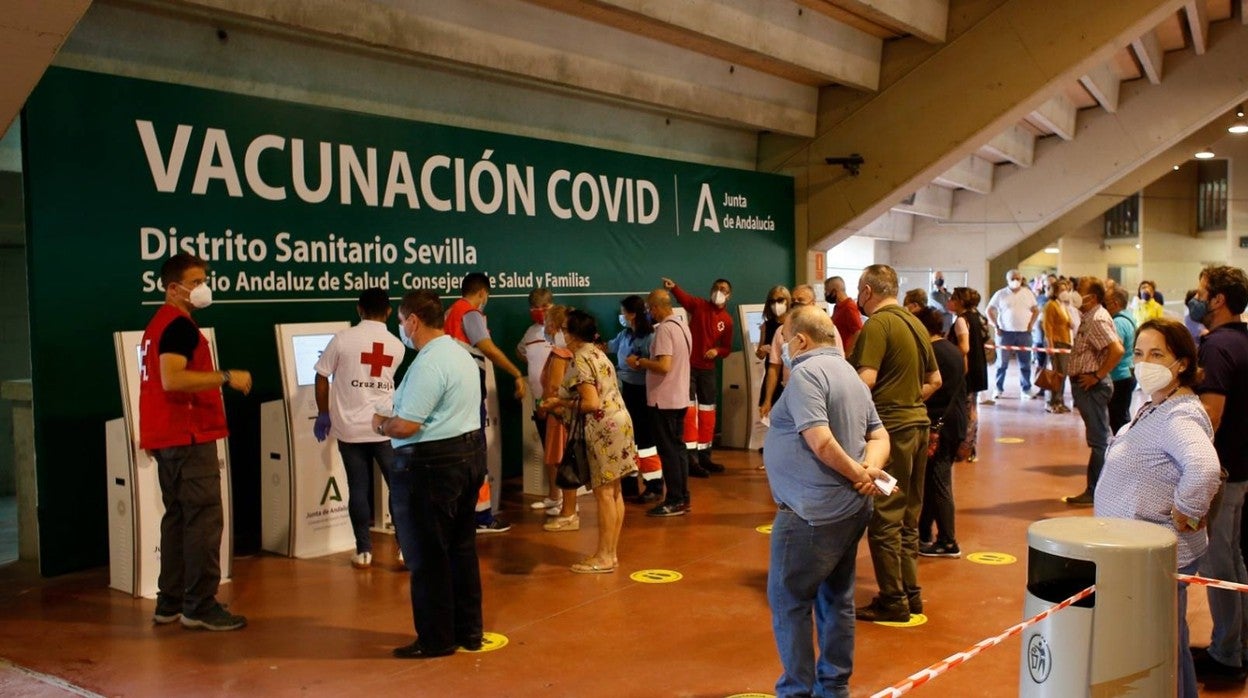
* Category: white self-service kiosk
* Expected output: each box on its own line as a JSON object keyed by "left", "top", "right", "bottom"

{"left": 107, "top": 329, "right": 233, "bottom": 598}
{"left": 261, "top": 322, "right": 364, "bottom": 558}
{"left": 736, "top": 305, "right": 769, "bottom": 450}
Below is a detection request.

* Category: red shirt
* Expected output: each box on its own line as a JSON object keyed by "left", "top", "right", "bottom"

{"left": 671, "top": 285, "right": 733, "bottom": 370}
{"left": 832, "top": 297, "right": 863, "bottom": 346}
{"left": 138, "top": 304, "right": 228, "bottom": 449}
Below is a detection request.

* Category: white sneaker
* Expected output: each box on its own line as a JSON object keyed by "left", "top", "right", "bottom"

{"left": 530, "top": 497, "right": 562, "bottom": 510}
{"left": 351, "top": 551, "right": 372, "bottom": 569}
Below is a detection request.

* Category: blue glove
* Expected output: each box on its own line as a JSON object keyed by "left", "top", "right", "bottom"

{"left": 313, "top": 412, "right": 331, "bottom": 442}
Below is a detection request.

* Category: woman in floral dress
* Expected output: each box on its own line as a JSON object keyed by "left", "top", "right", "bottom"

{"left": 542, "top": 309, "right": 637, "bottom": 573}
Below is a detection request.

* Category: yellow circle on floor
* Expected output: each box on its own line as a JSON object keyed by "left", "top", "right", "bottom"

{"left": 996, "top": 437, "right": 1025, "bottom": 444}
{"left": 630, "top": 569, "right": 683, "bottom": 584}
{"left": 458, "top": 631, "right": 508, "bottom": 653}
{"left": 874, "top": 613, "right": 927, "bottom": 628}
{"left": 967, "top": 552, "right": 1017, "bottom": 566}
{"left": 725, "top": 694, "right": 775, "bottom": 698}
{"left": 756, "top": 524, "right": 773, "bottom": 534}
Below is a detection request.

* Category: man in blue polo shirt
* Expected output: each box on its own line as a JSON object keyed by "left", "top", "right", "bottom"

{"left": 1191, "top": 265, "right": 1248, "bottom": 681}
{"left": 764, "top": 305, "right": 890, "bottom": 698}
{"left": 372, "top": 289, "right": 486, "bottom": 659}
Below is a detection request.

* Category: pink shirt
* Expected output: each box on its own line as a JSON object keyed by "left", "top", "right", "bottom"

{"left": 646, "top": 316, "right": 692, "bottom": 409}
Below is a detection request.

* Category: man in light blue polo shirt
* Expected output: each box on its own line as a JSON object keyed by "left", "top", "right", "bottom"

{"left": 372, "top": 289, "right": 485, "bottom": 660}
{"left": 764, "top": 305, "right": 890, "bottom": 698}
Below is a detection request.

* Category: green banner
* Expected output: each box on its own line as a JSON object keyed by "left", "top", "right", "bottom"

{"left": 23, "top": 67, "right": 794, "bottom": 574}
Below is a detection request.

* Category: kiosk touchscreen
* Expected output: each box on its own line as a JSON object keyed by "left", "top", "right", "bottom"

{"left": 107, "top": 329, "right": 233, "bottom": 599}
{"left": 261, "top": 321, "right": 356, "bottom": 558}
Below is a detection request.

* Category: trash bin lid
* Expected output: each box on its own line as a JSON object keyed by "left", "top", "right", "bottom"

{"left": 1028, "top": 517, "right": 1175, "bottom": 557}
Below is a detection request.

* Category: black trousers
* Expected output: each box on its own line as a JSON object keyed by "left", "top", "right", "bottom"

{"left": 391, "top": 432, "right": 487, "bottom": 651}
{"left": 1109, "top": 376, "right": 1136, "bottom": 436}
{"left": 651, "top": 406, "right": 688, "bottom": 505}
{"left": 155, "top": 442, "right": 223, "bottom": 616}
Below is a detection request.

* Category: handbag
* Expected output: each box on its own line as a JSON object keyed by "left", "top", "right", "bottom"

{"left": 556, "top": 400, "right": 591, "bottom": 489}
{"left": 927, "top": 418, "right": 943, "bottom": 458}
{"left": 1035, "top": 367, "right": 1063, "bottom": 393}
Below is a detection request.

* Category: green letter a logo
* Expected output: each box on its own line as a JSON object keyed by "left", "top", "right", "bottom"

{"left": 321, "top": 476, "right": 343, "bottom": 505}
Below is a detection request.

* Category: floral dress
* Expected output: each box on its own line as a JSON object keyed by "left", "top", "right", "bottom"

{"left": 560, "top": 344, "right": 638, "bottom": 488}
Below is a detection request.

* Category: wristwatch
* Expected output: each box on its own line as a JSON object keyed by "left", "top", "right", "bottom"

{"left": 375, "top": 420, "right": 386, "bottom": 436}
{"left": 221, "top": 370, "right": 232, "bottom": 386}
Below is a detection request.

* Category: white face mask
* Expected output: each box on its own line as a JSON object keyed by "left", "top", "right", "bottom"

{"left": 186, "top": 283, "right": 213, "bottom": 309}
{"left": 771, "top": 301, "right": 787, "bottom": 316}
{"left": 1008, "top": 279, "right": 1022, "bottom": 290}
{"left": 711, "top": 290, "right": 727, "bottom": 306}
{"left": 1134, "top": 360, "right": 1178, "bottom": 395}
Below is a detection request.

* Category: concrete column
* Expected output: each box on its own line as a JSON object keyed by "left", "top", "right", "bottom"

{"left": 2, "top": 380, "right": 38, "bottom": 562}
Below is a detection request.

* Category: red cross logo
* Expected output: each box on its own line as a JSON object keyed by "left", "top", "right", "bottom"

{"left": 360, "top": 342, "right": 395, "bottom": 377}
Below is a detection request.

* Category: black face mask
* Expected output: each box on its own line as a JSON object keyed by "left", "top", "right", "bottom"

{"left": 825, "top": 292, "right": 837, "bottom": 304}
{"left": 934, "top": 279, "right": 945, "bottom": 288}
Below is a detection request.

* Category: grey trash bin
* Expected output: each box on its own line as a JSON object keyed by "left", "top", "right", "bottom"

{"left": 1019, "top": 517, "right": 1177, "bottom": 697}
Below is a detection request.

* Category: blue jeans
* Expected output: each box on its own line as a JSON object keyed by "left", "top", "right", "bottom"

{"left": 1070, "top": 377, "right": 1112, "bottom": 494}
{"left": 391, "top": 432, "right": 487, "bottom": 651}
{"left": 1179, "top": 561, "right": 1199, "bottom": 698}
{"left": 1203, "top": 479, "right": 1248, "bottom": 668}
{"left": 337, "top": 440, "right": 395, "bottom": 554}
{"left": 995, "top": 330, "right": 1032, "bottom": 393}
{"left": 768, "top": 502, "right": 870, "bottom": 698}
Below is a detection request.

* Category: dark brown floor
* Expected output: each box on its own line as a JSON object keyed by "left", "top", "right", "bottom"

{"left": 3, "top": 385, "right": 1248, "bottom": 697}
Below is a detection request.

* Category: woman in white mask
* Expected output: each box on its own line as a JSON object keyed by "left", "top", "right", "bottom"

{"left": 1093, "top": 318, "right": 1221, "bottom": 698}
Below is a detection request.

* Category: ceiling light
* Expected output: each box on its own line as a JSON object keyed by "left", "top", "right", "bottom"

{"left": 1044, "top": 247, "right": 1059, "bottom": 254}
{"left": 1173, "top": 165, "right": 1181, "bottom": 170}
{"left": 1230, "top": 124, "right": 1248, "bottom": 134}
{"left": 1135, "top": 244, "right": 1141, "bottom": 249}
{"left": 1195, "top": 150, "right": 1216, "bottom": 159}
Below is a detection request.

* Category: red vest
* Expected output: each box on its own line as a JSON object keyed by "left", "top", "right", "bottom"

{"left": 138, "top": 304, "right": 229, "bottom": 449}
{"left": 445, "top": 298, "right": 484, "bottom": 352}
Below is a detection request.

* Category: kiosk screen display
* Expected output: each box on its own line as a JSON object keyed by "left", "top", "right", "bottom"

{"left": 744, "top": 311, "right": 765, "bottom": 346}
{"left": 291, "top": 334, "right": 335, "bottom": 387}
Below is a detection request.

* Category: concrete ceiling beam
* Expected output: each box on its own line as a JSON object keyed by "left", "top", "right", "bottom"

{"left": 891, "top": 184, "right": 953, "bottom": 219}
{"left": 522, "top": 0, "right": 883, "bottom": 89}
{"left": 914, "top": 20, "right": 1248, "bottom": 256}
{"left": 1132, "top": 30, "right": 1165, "bottom": 84}
{"left": 934, "top": 154, "right": 995, "bottom": 193}
{"left": 819, "top": 0, "right": 949, "bottom": 43}
{"left": 0, "top": 0, "right": 93, "bottom": 137}
{"left": 796, "top": 0, "right": 1186, "bottom": 251}
{"left": 857, "top": 211, "right": 914, "bottom": 242}
{"left": 982, "top": 124, "right": 1036, "bottom": 167}
{"left": 1030, "top": 94, "right": 1078, "bottom": 140}
{"left": 166, "top": 0, "right": 819, "bottom": 136}
{"left": 1080, "top": 62, "right": 1122, "bottom": 112}
{"left": 1187, "top": 0, "right": 1210, "bottom": 54}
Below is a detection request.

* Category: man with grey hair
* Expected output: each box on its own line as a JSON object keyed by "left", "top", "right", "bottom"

{"left": 850, "top": 264, "right": 942, "bottom": 623}
{"left": 764, "top": 304, "right": 889, "bottom": 697}
{"left": 986, "top": 269, "right": 1039, "bottom": 400}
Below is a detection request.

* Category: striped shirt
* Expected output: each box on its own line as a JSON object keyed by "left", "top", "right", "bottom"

{"left": 1094, "top": 393, "right": 1221, "bottom": 567}
{"left": 1068, "top": 305, "right": 1116, "bottom": 376}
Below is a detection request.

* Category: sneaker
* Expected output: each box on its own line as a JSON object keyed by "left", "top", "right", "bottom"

{"left": 153, "top": 606, "right": 181, "bottom": 625}
{"left": 392, "top": 641, "right": 456, "bottom": 659}
{"left": 180, "top": 604, "right": 247, "bottom": 631}
{"left": 1062, "top": 491, "right": 1094, "bottom": 506}
{"left": 908, "top": 594, "right": 923, "bottom": 615}
{"left": 351, "top": 551, "right": 373, "bottom": 569}
{"left": 855, "top": 599, "right": 910, "bottom": 623}
{"left": 701, "top": 460, "right": 726, "bottom": 473}
{"left": 647, "top": 502, "right": 689, "bottom": 517}
{"left": 979, "top": 394, "right": 996, "bottom": 405}
{"left": 530, "top": 497, "right": 561, "bottom": 510}
{"left": 919, "top": 541, "right": 961, "bottom": 558}
{"left": 543, "top": 514, "right": 580, "bottom": 532}
{"left": 476, "top": 518, "right": 512, "bottom": 534}
{"left": 688, "top": 463, "right": 711, "bottom": 479}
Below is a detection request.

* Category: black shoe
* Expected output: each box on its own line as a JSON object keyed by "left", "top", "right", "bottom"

{"left": 855, "top": 599, "right": 910, "bottom": 623}
{"left": 919, "top": 541, "right": 961, "bottom": 558}
{"left": 908, "top": 594, "right": 923, "bottom": 615}
{"left": 637, "top": 490, "right": 663, "bottom": 505}
{"left": 457, "top": 637, "right": 483, "bottom": 652}
{"left": 1063, "top": 491, "right": 1094, "bottom": 506}
{"left": 701, "top": 460, "right": 726, "bottom": 473}
{"left": 393, "top": 641, "right": 456, "bottom": 659}
{"left": 180, "top": 603, "right": 246, "bottom": 631}
{"left": 647, "top": 501, "right": 689, "bottom": 517}
{"left": 153, "top": 601, "right": 182, "bottom": 625}
{"left": 688, "top": 464, "right": 711, "bottom": 478}
{"left": 1192, "top": 647, "right": 1248, "bottom": 681}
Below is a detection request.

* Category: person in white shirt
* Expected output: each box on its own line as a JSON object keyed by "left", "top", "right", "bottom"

{"left": 313, "top": 288, "right": 407, "bottom": 569}
{"left": 986, "top": 269, "right": 1040, "bottom": 400}
{"left": 515, "top": 288, "right": 568, "bottom": 511}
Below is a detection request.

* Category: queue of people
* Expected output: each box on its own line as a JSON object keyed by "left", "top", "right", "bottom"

{"left": 140, "top": 249, "right": 1248, "bottom": 696}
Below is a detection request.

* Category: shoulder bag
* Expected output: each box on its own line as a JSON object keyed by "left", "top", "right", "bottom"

{"left": 556, "top": 398, "right": 591, "bottom": 489}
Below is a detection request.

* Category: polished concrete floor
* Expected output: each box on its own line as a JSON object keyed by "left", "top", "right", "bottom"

{"left": 2, "top": 387, "right": 1248, "bottom": 697}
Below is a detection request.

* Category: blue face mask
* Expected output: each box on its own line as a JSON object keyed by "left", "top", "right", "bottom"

{"left": 619, "top": 314, "right": 628, "bottom": 328}
{"left": 781, "top": 341, "right": 793, "bottom": 371}
{"left": 400, "top": 329, "right": 415, "bottom": 350}
{"left": 1188, "top": 297, "right": 1209, "bottom": 326}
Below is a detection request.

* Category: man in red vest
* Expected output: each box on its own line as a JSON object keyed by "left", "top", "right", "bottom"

{"left": 445, "top": 272, "right": 526, "bottom": 533}
{"left": 139, "top": 253, "right": 251, "bottom": 631}
{"left": 664, "top": 276, "right": 734, "bottom": 477}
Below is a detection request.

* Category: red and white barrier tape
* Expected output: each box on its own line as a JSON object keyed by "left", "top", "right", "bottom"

{"left": 868, "top": 585, "right": 1095, "bottom": 698}
{"left": 985, "top": 344, "right": 1072, "bottom": 354}
{"left": 1176, "top": 573, "right": 1248, "bottom": 593}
